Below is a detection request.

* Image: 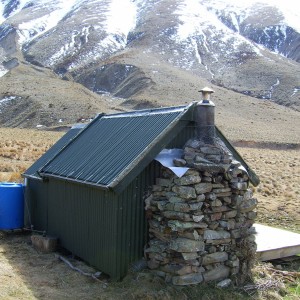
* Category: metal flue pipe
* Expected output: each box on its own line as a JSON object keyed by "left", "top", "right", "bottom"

{"left": 195, "top": 87, "right": 216, "bottom": 143}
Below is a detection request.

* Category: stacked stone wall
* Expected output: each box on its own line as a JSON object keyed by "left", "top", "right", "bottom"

{"left": 145, "top": 139, "right": 257, "bottom": 285}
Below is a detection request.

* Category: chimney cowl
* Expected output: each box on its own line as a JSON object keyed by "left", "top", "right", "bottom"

{"left": 195, "top": 87, "right": 216, "bottom": 143}
{"left": 198, "top": 87, "right": 215, "bottom": 104}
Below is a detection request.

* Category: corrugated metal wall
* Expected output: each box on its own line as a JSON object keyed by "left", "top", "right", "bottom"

{"left": 26, "top": 161, "right": 161, "bottom": 279}
{"left": 167, "top": 121, "right": 196, "bottom": 148}
{"left": 25, "top": 122, "right": 197, "bottom": 279}
{"left": 25, "top": 179, "right": 48, "bottom": 231}
{"left": 42, "top": 179, "right": 120, "bottom": 278}
{"left": 116, "top": 161, "right": 161, "bottom": 277}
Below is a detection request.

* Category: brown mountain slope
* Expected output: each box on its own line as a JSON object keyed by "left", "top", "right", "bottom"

{"left": 0, "top": 52, "right": 299, "bottom": 144}
{"left": 0, "top": 63, "right": 121, "bottom": 127}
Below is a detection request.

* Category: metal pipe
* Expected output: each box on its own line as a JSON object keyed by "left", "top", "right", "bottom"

{"left": 195, "top": 87, "right": 215, "bottom": 143}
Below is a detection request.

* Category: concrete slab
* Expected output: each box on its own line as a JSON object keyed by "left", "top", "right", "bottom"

{"left": 254, "top": 224, "right": 300, "bottom": 261}
{"left": 31, "top": 235, "right": 58, "bottom": 253}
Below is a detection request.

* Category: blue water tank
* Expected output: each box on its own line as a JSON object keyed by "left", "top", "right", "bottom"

{"left": 0, "top": 182, "right": 24, "bottom": 230}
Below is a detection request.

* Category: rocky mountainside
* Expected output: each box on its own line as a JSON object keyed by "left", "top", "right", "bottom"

{"left": 0, "top": 0, "right": 299, "bottom": 142}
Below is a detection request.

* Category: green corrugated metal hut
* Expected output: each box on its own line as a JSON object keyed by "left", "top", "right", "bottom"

{"left": 23, "top": 103, "right": 259, "bottom": 280}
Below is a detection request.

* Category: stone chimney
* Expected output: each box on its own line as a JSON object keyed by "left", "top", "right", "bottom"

{"left": 195, "top": 87, "right": 215, "bottom": 144}
{"left": 145, "top": 87, "right": 258, "bottom": 286}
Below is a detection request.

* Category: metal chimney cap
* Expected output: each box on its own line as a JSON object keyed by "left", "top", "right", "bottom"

{"left": 198, "top": 87, "right": 214, "bottom": 93}
{"left": 198, "top": 87, "right": 215, "bottom": 104}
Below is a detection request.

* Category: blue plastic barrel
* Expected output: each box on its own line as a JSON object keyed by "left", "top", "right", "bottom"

{"left": 0, "top": 182, "right": 24, "bottom": 230}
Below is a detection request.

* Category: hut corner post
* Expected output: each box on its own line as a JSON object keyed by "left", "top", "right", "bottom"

{"left": 145, "top": 87, "right": 258, "bottom": 286}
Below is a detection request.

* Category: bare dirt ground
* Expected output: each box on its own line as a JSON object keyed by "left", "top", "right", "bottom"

{"left": 0, "top": 127, "right": 299, "bottom": 299}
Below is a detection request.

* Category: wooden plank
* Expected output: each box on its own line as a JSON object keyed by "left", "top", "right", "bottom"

{"left": 254, "top": 224, "right": 300, "bottom": 261}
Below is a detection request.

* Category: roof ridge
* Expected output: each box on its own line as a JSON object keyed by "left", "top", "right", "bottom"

{"left": 103, "top": 104, "right": 188, "bottom": 119}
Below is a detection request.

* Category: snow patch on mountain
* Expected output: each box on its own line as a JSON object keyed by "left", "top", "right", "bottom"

{"left": 46, "top": 0, "right": 137, "bottom": 71}
{"left": 0, "top": 66, "right": 8, "bottom": 77}
{"left": 17, "top": 0, "right": 80, "bottom": 45}
{"left": 174, "top": 0, "right": 261, "bottom": 52}
{"left": 202, "top": 0, "right": 300, "bottom": 33}
{"left": 0, "top": 95, "right": 16, "bottom": 111}
{"left": 105, "top": 0, "right": 137, "bottom": 38}
{"left": 0, "top": 0, "right": 27, "bottom": 23}
{"left": 167, "top": 0, "right": 263, "bottom": 74}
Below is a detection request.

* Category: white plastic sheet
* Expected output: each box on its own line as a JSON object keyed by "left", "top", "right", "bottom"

{"left": 154, "top": 149, "right": 189, "bottom": 178}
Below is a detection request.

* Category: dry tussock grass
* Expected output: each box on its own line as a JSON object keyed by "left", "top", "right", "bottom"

{"left": 0, "top": 128, "right": 63, "bottom": 183}
{"left": 0, "top": 128, "right": 298, "bottom": 231}
{"left": 0, "top": 127, "right": 299, "bottom": 299}
{"left": 237, "top": 147, "right": 300, "bottom": 231}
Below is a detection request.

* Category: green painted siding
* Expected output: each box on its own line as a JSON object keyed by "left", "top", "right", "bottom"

{"left": 27, "top": 161, "right": 161, "bottom": 279}
{"left": 44, "top": 179, "right": 120, "bottom": 278}
{"left": 24, "top": 179, "right": 48, "bottom": 231}
{"left": 166, "top": 121, "right": 196, "bottom": 148}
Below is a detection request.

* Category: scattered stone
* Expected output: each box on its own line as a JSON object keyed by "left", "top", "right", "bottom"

{"left": 217, "top": 278, "right": 232, "bottom": 288}
{"left": 203, "top": 266, "right": 230, "bottom": 282}
{"left": 172, "top": 272, "right": 204, "bottom": 285}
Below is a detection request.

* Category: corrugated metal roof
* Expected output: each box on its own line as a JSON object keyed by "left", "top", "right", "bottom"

{"left": 23, "top": 126, "right": 84, "bottom": 179}
{"left": 39, "top": 105, "right": 190, "bottom": 188}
